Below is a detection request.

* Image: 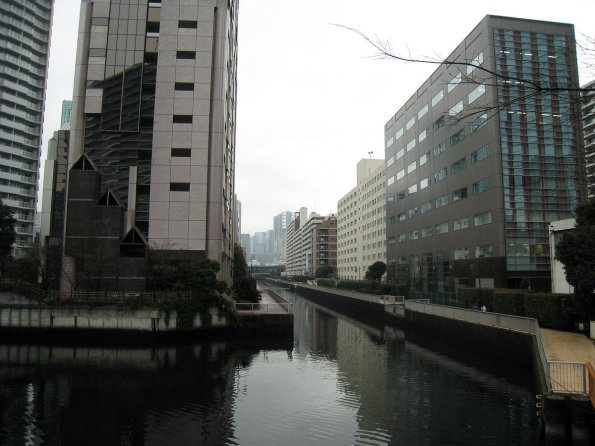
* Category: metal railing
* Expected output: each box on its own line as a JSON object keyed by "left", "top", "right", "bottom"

{"left": 379, "top": 295, "right": 405, "bottom": 305}
{"left": 235, "top": 302, "right": 293, "bottom": 314}
{"left": 549, "top": 361, "right": 588, "bottom": 394}
{"left": 587, "top": 362, "right": 595, "bottom": 406}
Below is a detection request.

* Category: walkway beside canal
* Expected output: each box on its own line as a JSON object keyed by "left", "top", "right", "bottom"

{"left": 234, "top": 286, "right": 291, "bottom": 315}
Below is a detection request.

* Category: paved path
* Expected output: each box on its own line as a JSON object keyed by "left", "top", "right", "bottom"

{"left": 541, "top": 328, "right": 595, "bottom": 364}
{"left": 235, "top": 287, "right": 290, "bottom": 315}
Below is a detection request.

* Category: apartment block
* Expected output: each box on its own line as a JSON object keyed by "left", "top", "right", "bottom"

{"left": 285, "top": 208, "right": 336, "bottom": 277}
{"left": 385, "top": 16, "right": 585, "bottom": 293}
{"left": 337, "top": 159, "right": 386, "bottom": 280}
{"left": 0, "top": 0, "right": 54, "bottom": 251}
{"left": 61, "top": 0, "right": 238, "bottom": 290}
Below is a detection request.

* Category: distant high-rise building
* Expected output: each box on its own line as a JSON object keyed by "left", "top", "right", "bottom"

{"left": 273, "top": 210, "right": 292, "bottom": 263}
{"left": 385, "top": 16, "right": 586, "bottom": 293}
{"left": 583, "top": 80, "right": 595, "bottom": 199}
{"left": 61, "top": 0, "right": 238, "bottom": 290}
{"left": 0, "top": 0, "right": 54, "bottom": 251}
{"left": 60, "top": 100, "right": 72, "bottom": 126}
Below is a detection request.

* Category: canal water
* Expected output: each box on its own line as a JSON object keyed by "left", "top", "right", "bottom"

{"left": 0, "top": 286, "right": 539, "bottom": 445}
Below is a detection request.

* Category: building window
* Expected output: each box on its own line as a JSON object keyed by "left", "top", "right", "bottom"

{"left": 387, "top": 176, "right": 395, "bottom": 186}
{"left": 419, "top": 152, "right": 431, "bottom": 166}
{"left": 433, "top": 115, "right": 445, "bottom": 131}
{"left": 396, "top": 148, "right": 405, "bottom": 160}
{"left": 432, "top": 90, "right": 444, "bottom": 107}
{"left": 452, "top": 187, "right": 468, "bottom": 202}
{"left": 453, "top": 217, "right": 469, "bottom": 231}
{"left": 408, "top": 206, "right": 418, "bottom": 218}
{"left": 398, "top": 234, "right": 406, "bottom": 243}
{"left": 421, "top": 227, "right": 433, "bottom": 238}
{"left": 398, "top": 212, "right": 406, "bottom": 221}
{"left": 175, "top": 82, "right": 194, "bottom": 91}
{"left": 171, "top": 148, "right": 191, "bottom": 157}
{"left": 434, "top": 167, "right": 447, "bottom": 182}
{"left": 407, "top": 161, "right": 416, "bottom": 174}
{"left": 387, "top": 155, "right": 395, "bottom": 167}
{"left": 388, "top": 236, "right": 396, "bottom": 244}
{"left": 468, "top": 84, "right": 486, "bottom": 104}
{"left": 385, "top": 136, "right": 394, "bottom": 149}
{"left": 472, "top": 177, "right": 491, "bottom": 195}
{"left": 419, "top": 129, "right": 428, "bottom": 142}
{"left": 448, "top": 73, "right": 462, "bottom": 92}
{"left": 420, "top": 201, "right": 432, "bottom": 214}
{"left": 454, "top": 247, "right": 470, "bottom": 260}
{"left": 395, "top": 127, "right": 404, "bottom": 140}
{"left": 406, "top": 117, "right": 415, "bottom": 130}
{"left": 451, "top": 157, "right": 467, "bottom": 174}
{"left": 420, "top": 177, "right": 430, "bottom": 189}
{"left": 450, "top": 128, "right": 465, "bottom": 146}
{"left": 170, "top": 182, "right": 190, "bottom": 192}
{"left": 470, "top": 114, "right": 487, "bottom": 133}
{"left": 409, "top": 230, "right": 419, "bottom": 240}
{"left": 449, "top": 100, "right": 464, "bottom": 117}
{"left": 466, "top": 52, "right": 484, "bottom": 75}
{"left": 147, "top": 22, "right": 160, "bottom": 33}
{"left": 471, "top": 145, "right": 489, "bottom": 164}
{"left": 408, "top": 184, "right": 418, "bottom": 195}
{"left": 474, "top": 211, "right": 492, "bottom": 227}
{"left": 436, "top": 222, "right": 449, "bottom": 234}
{"left": 418, "top": 104, "right": 429, "bottom": 119}
{"left": 178, "top": 20, "right": 198, "bottom": 28}
{"left": 435, "top": 194, "right": 448, "bottom": 208}
{"left": 475, "top": 245, "right": 493, "bottom": 257}
{"left": 407, "top": 139, "right": 416, "bottom": 152}
{"left": 173, "top": 115, "right": 193, "bottom": 124}
{"left": 433, "top": 141, "right": 447, "bottom": 157}
{"left": 176, "top": 51, "right": 196, "bottom": 59}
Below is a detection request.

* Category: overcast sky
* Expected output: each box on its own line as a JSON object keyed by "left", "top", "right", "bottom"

{"left": 42, "top": 0, "right": 595, "bottom": 235}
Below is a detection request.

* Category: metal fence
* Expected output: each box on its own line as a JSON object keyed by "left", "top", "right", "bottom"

{"left": 234, "top": 302, "right": 293, "bottom": 314}
{"left": 549, "top": 361, "right": 588, "bottom": 394}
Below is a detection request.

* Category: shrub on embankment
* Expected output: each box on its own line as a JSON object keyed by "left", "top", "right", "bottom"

{"left": 457, "top": 288, "right": 578, "bottom": 330}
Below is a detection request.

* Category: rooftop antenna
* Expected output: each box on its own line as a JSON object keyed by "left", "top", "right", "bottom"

{"left": 368, "top": 151, "right": 373, "bottom": 158}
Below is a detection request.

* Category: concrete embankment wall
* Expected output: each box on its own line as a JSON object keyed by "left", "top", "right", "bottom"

{"left": 0, "top": 305, "right": 228, "bottom": 333}
{"left": 404, "top": 310, "right": 536, "bottom": 365}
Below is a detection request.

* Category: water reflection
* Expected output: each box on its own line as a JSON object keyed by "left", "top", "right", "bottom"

{"left": 0, "top": 289, "right": 538, "bottom": 445}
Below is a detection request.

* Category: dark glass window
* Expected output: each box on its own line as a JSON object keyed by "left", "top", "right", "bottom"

{"left": 146, "top": 22, "right": 160, "bottom": 33}
{"left": 175, "top": 82, "right": 194, "bottom": 91}
{"left": 176, "top": 51, "right": 195, "bottom": 59}
{"left": 178, "top": 20, "right": 198, "bottom": 29}
{"left": 170, "top": 183, "right": 190, "bottom": 192}
{"left": 171, "top": 148, "right": 191, "bottom": 157}
{"left": 173, "top": 115, "right": 192, "bottom": 124}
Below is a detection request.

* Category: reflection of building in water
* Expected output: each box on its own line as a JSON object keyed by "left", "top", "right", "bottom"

{"left": 0, "top": 342, "right": 255, "bottom": 445}
{"left": 292, "top": 296, "right": 338, "bottom": 358}
{"left": 335, "top": 317, "right": 392, "bottom": 433}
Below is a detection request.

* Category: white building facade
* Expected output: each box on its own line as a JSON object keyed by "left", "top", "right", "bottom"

{"left": 337, "top": 159, "right": 386, "bottom": 280}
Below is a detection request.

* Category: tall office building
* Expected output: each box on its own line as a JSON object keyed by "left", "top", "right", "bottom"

{"left": 385, "top": 16, "right": 586, "bottom": 293}
{"left": 62, "top": 0, "right": 238, "bottom": 290}
{"left": 583, "top": 80, "right": 595, "bottom": 199}
{"left": 0, "top": 0, "right": 54, "bottom": 251}
{"left": 60, "top": 99, "right": 72, "bottom": 127}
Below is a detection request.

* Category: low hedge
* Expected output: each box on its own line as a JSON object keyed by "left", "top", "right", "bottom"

{"left": 457, "top": 288, "right": 578, "bottom": 330}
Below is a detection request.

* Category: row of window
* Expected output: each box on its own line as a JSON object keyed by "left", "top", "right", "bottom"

{"left": 385, "top": 53, "right": 485, "bottom": 150}
{"left": 388, "top": 211, "right": 493, "bottom": 244}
